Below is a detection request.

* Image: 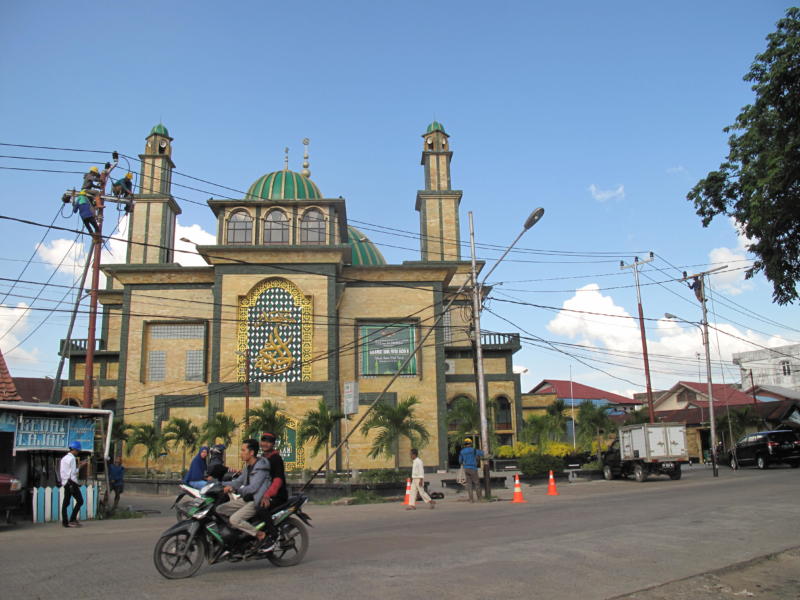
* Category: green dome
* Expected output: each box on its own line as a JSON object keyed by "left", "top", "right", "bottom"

{"left": 247, "top": 170, "right": 322, "bottom": 201}
{"left": 150, "top": 123, "right": 169, "bottom": 137}
{"left": 347, "top": 226, "right": 386, "bottom": 266}
{"left": 426, "top": 121, "right": 446, "bottom": 134}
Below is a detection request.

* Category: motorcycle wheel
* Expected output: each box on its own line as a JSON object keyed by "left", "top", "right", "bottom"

{"left": 153, "top": 532, "right": 206, "bottom": 579}
{"left": 268, "top": 516, "right": 309, "bottom": 567}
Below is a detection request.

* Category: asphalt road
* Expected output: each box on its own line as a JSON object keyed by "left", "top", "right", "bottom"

{"left": 2, "top": 465, "right": 798, "bottom": 600}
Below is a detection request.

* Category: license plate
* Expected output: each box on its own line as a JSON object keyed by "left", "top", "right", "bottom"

{"left": 662, "top": 462, "right": 674, "bottom": 469}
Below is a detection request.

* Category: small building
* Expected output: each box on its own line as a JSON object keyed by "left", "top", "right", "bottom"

{"left": 523, "top": 380, "right": 641, "bottom": 418}
{"left": 732, "top": 343, "right": 800, "bottom": 392}
{"left": 746, "top": 384, "right": 800, "bottom": 403}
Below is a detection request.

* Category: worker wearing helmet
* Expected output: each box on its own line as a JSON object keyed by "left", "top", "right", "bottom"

{"left": 73, "top": 190, "right": 99, "bottom": 235}
{"left": 112, "top": 172, "right": 135, "bottom": 213}
{"left": 60, "top": 441, "right": 88, "bottom": 527}
{"left": 459, "top": 437, "right": 484, "bottom": 503}
{"left": 82, "top": 166, "right": 102, "bottom": 192}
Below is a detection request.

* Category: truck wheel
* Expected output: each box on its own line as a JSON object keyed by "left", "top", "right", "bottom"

{"left": 603, "top": 465, "right": 614, "bottom": 481}
{"left": 633, "top": 463, "right": 647, "bottom": 482}
{"left": 668, "top": 465, "right": 682, "bottom": 480}
{"left": 756, "top": 455, "right": 768, "bottom": 470}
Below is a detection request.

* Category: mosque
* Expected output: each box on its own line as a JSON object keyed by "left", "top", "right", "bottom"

{"left": 58, "top": 122, "right": 523, "bottom": 472}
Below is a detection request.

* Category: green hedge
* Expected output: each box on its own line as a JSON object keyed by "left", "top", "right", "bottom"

{"left": 518, "top": 454, "right": 565, "bottom": 477}
{"left": 358, "top": 469, "right": 411, "bottom": 484}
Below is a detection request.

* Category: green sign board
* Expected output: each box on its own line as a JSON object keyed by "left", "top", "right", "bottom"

{"left": 359, "top": 324, "right": 417, "bottom": 376}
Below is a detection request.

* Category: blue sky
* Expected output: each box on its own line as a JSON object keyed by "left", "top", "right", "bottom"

{"left": 1, "top": 1, "right": 797, "bottom": 397}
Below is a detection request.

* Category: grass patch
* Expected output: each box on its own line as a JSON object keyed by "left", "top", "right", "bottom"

{"left": 350, "top": 490, "right": 385, "bottom": 505}
{"left": 99, "top": 508, "right": 145, "bottom": 520}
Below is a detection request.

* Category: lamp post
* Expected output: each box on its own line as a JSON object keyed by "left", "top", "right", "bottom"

{"left": 665, "top": 311, "right": 719, "bottom": 477}
{"left": 469, "top": 207, "right": 545, "bottom": 499}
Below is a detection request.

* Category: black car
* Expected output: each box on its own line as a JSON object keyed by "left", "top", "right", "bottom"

{"left": 729, "top": 430, "right": 800, "bottom": 469}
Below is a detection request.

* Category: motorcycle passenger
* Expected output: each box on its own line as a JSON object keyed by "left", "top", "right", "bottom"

{"left": 219, "top": 439, "right": 270, "bottom": 544}
{"left": 259, "top": 433, "right": 289, "bottom": 508}
{"left": 183, "top": 446, "right": 209, "bottom": 490}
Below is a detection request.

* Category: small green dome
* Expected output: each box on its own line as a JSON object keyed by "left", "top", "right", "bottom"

{"left": 348, "top": 226, "right": 386, "bottom": 266}
{"left": 247, "top": 170, "right": 322, "bottom": 201}
{"left": 150, "top": 123, "right": 169, "bottom": 137}
{"left": 426, "top": 121, "right": 446, "bottom": 134}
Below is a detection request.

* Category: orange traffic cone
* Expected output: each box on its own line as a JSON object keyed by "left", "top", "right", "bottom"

{"left": 403, "top": 478, "right": 412, "bottom": 505}
{"left": 546, "top": 470, "right": 559, "bottom": 496}
{"left": 511, "top": 473, "right": 527, "bottom": 503}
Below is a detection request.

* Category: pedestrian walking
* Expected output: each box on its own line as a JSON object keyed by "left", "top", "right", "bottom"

{"left": 459, "top": 438, "right": 484, "bottom": 503}
{"left": 107, "top": 456, "right": 125, "bottom": 510}
{"left": 406, "top": 448, "right": 435, "bottom": 510}
{"left": 60, "top": 441, "right": 87, "bottom": 527}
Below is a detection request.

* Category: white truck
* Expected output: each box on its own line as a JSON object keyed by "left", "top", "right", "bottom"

{"left": 601, "top": 423, "right": 689, "bottom": 482}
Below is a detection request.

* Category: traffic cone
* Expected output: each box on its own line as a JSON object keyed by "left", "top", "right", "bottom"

{"left": 511, "top": 473, "right": 527, "bottom": 503}
{"left": 546, "top": 470, "right": 559, "bottom": 496}
{"left": 403, "top": 478, "right": 412, "bottom": 505}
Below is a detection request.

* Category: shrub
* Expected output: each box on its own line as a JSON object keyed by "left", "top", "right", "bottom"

{"left": 350, "top": 490, "right": 385, "bottom": 504}
{"left": 518, "top": 454, "right": 565, "bottom": 478}
{"left": 358, "top": 469, "right": 410, "bottom": 484}
{"left": 496, "top": 445, "right": 515, "bottom": 458}
{"left": 540, "top": 441, "right": 573, "bottom": 457}
{"left": 581, "top": 460, "right": 602, "bottom": 471}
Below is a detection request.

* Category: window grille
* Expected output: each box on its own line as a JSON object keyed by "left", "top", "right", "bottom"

{"left": 185, "top": 350, "right": 204, "bottom": 381}
{"left": 148, "top": 351, "right": 166, "bottom": 382}
{"left": 150, "top": 324, "right": 204, "bottom": 339}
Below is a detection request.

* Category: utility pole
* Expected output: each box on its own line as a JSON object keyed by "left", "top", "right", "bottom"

{"left": 244, "top": 350, "right": 251, "bottom": 431}
{"left": 621, "top": 253, "right": 656, "bottom": 423}
{"left": 468, "top": 212, "right": 492, "bottom": 500}
{"left": 680, "top": 265, "right": 726, "bottom": 478}
{"left": 82, "top": 159, "right": 116, "bottom": 409}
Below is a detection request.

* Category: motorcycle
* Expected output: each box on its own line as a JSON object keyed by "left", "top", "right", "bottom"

{"left": 154, "top": 482, "right": 312, "bottom": 579}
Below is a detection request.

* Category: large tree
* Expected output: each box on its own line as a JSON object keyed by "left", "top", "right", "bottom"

{"left": 297, "top": 399, "right": 344, "bottom": 474}
{"left": 360, "top": 396, "right": 430, "bottom": 469}
{"left": 125, "top": 423, "right": 167, "bottom": 478}
{"left": 687, "top": 8, "right": 800, "bottom": 305}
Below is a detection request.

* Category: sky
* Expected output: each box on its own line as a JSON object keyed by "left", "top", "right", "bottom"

{"left": 1, "top": 1, "right": 798, "bottom": 400}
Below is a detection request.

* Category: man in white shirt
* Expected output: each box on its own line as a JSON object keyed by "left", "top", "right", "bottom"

{"left": 407, "top": 448, "right": 435, "bottom": 510}
{"left": 60, "top": 441, "right": 87, "bottom": 527}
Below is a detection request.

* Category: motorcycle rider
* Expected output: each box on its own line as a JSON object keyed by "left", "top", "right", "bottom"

{"left": 218, "top": 439, "right": 270, "bottom": 545}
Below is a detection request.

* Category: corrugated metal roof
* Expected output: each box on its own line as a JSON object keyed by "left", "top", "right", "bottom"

{"left": 527, "top": 379, "right": 638, "bottom": 405}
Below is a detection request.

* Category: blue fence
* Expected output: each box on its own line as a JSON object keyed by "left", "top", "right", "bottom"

{"left": 31, "top": 485, "right": 99, "bottom": 523}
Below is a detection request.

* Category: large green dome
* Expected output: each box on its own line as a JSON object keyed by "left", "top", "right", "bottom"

{"left": 247, "top": 170, "right": 322, "bottom": 201}
{"left": 347, "top": 226, "right": 386, "bottom": 266}
{"left": 150, "top": 123, "right": 169, "bottom": 137}
{"left": 426, "top": 121, "right": 446, "bottom": 134}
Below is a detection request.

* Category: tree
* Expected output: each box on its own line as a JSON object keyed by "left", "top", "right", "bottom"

{"left": 360, "top": 396, "right": 430, "bottom": 469}
{"left": 687, "top": 8, "right": 800, "bottom": 305}
{"left": 576, "top": 402, "right": 614, "bottom": 464}
{"left": 110, "top": 418, "right": 129, "bottom": 458}
{"left": 716, "top": 405, "right": 763, "bottom": 450}
{"left": 162, "top": 417, "right": 200, "bottom": 474}
{"left": 521, "top": 414, "right": 551, "bottom": 453}
{"left": 125, "top": 423, "right": 167, "bottom": 478}
{"left": 243, "top": 400, "right": 289, "bottom": 442}
{"left": 545, "top": 399, "right": 568, "bottom": 441}
{"left": 297, "top": 399, "right": 344, "bottom": 474}
{"left": 623, "top": 409, "right": 651, "bottom": 426}
{"left": 201, "top": 413, "right": 238, "bottom": 447}
{"left": 446, "top": 396, "right": 498, "bottom": 453}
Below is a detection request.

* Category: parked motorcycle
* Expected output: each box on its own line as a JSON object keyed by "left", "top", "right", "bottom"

{"left": 154, "top": 482, "right": 311, "bottom": 579}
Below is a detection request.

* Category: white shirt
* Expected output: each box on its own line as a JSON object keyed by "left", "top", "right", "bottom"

{"left": 60, "top": 452, "right": 79, "bottom": 485}
{"left": 411, "top": 456, "right": 425, "bottom": 479}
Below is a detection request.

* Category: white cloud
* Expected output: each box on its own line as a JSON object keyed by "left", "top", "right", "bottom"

{"left": 36, "top": 238, "right": 88, "bottom": 280}
{"left": 0, "top": 302, "right": 40, "bottom": 365}
{"left": 708, "top": 246, "right": 753, "bottom": 295}
{"left": 666, "top": 166, "right": 688, "bottom": 176}
{"left": 174, "top": 222, "right": 216, "bottom": 266}
{"left": 588, "top": 184, "right": 625, "bottom": 202}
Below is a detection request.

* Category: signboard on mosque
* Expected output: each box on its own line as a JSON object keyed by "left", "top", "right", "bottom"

{"left": 359, "top": 324, "right": 417, "bottom": 376}
{"left": 9, "top": 415, "right": 96, "bottom": 452}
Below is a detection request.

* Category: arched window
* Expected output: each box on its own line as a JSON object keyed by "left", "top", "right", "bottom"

{"left": 495, "top": 396, "right": 512, "bottom": 430}
{"left": 264, "top": 210, "right": 289, "bottom": 245}
{"left": 227, "top": 210, "right": 253, "bottom": 245}
{"left": 299, "top": 208, "right": 325, "bottom": 245}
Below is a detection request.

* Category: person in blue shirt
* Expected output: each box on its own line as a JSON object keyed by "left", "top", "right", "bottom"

{"left": 73, "top": 191, "right": 99, "bottom": 235}
{"left": 107, "top": 456, "right": 125, "bottom": 510}
{"left": 184, "top": 447, "right": 209, "bottom": 490}
{"left": 459, "top": 438, "right": 484, "bottom": 503}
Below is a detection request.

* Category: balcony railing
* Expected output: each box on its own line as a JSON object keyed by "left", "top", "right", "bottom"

{"left": 59, "top": 338, "right": 107, "bottom": 356}
{"left": 480, "top": 332, "right": 521, "bottom": 351}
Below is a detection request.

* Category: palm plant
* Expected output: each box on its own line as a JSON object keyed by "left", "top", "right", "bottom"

{"left": 446, "top": 396, "right": 499, "bottom": 453}
{"left": 716, "top": 405, "right": 763, "bottom": 450}
{"left": 243, "top": 400, "right": 290, "bottom": 442}
{"left": 576, "top": 402, "right": 614, "bottom": 463}
{"left": 545, "top": 399, "right": 568, "bottom": 441}
{"left": 297, "top": 399, "right": 344, "bottom": 474}
{"left": 361, "top": 396, "right": 430, "bottom": 469}
{"left": 623, "top": 409, "right": 651, "bottom": 426}
{"left": 201, "top": 413, "right": 238, "bottom": 446}
{"left": 521, "top": 414, "right": 552, "bottom": 453}
{"left": 125, "top": 423, "right": 167, "bottom": 478}
{"left": 162, "top": 417, "right": 200, "bottom": 473}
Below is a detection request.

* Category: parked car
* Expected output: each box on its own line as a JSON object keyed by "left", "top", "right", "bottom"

{"left": 729, "top": 430, "right": 800, "bottom": 470}
{"left": 0, "top": 472, "right": 23, "bottom": 523}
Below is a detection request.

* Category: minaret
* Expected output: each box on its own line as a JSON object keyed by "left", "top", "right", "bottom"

{"left": 415, "top": 121, "right": 462, "bottom": 261}
{"left": 127, "top": 124, "right": 181, "bottom": 264}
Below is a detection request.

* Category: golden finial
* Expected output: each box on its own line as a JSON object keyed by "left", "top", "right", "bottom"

{"left": 284, "top": 147, "right": 289, "bottom": 170}
{"left": 302, "top": 138, "right": 310, "bottom": 178}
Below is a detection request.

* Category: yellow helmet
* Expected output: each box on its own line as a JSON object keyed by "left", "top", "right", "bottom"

{"left": 125, "top": 172, "right": 133, "bottom": 179}
{"left": 90, "top": 166, "right": 99, "bottom": 173}
{"left": 78, "top": 190, "right": 87, "bottom": 196}
{"left": 464, "top": 438, "right": 472, "bottom": 445}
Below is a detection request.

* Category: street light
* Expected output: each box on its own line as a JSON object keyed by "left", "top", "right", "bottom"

{"left": 469, "top": 207, "right": 545, "bottom": 498}
{"left": 664, "top": 311, "right": 719, "bottom": 477}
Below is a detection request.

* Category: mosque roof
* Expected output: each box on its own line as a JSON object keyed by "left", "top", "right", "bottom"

{"left": 426, "top": 121, "right": 446, "bottom": 134}
{"left": 347, "top": 226, "right": 386, "bottom": 266}
{"left": 246, "top": 170, "right": 322, "bottom": 201}
{"left": 150, "top": 123, "right": 169, "bottom": 137}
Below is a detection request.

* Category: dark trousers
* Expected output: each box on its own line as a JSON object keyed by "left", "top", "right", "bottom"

{"left": 82, "top": 217, "right": 99, "bottom": 234}
{"left": 62, "top": 481, "right": 84, "bottom": 525}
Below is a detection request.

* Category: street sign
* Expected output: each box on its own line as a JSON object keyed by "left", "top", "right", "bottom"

{"left": 344, "top": 381, "right": 359, "bottom": 415}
